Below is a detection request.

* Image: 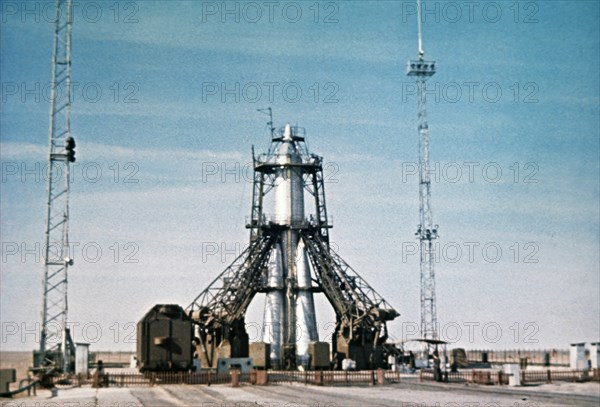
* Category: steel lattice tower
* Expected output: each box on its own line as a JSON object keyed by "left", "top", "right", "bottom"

{"left": 187, "top": 119, "right": 399, "bottom": 371}
{"left": 407, "top": 0, "right": 439, "bottom": 341}
{"left": 38, "top": 0, "right": 76, "bottom": 372}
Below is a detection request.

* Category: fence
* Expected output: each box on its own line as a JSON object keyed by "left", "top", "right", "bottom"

{"left": 42, "top": 367, "right": 600, "bottom": 389}
{"left": 419, "top": 369, "right": 506, "bottom": 385}
{"left": 522, "top": 369, "right": 600, "bottom": 384}
{"left": 49, "top": 369, "right": 400, "bottom": 388}
{"left": 267, "top": 370, "right": 400, "bottom": 386}
{"left": 419, "top": 368, "right": 600, "bottom": 385}
{"left": 464, "top": 349, "right": 570, "bottom": 366}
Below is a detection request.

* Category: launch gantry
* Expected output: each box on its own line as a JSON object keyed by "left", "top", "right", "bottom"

{"left": 187, "top": 123, "right": 398, "bottom": 370}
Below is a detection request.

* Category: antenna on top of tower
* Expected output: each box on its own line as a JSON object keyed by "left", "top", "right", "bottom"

{"left": 417, "top": 0, "right": 424, "bottom": 59}
{"left": 257, "top": 107, "right": 275, "bottom": 138}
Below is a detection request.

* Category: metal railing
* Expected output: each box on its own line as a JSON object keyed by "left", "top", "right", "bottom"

{"left": 464, "top": 349, "right": 570, "bottom": 366}
{"left": 43, "top": 368, "right": 600, "bottom": 388}
{"left": 47, "top": 369, "right": 400, "bottom": 388}
{"left": 419, "top": 368, "right": 599, "bottom": 385}
{"left": 245, "top": 214, "right": 333, "bottom": 229}
{"left": 522, "top": 368, "right": 600, "bottom": 384}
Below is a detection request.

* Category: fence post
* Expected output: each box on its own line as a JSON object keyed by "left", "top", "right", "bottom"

{"left": 315, "top": 370, "right": 323, "bottom": 386}
{"left": 419, "top": 369, "right": 422, "bottom": 383}
{"left": 231, "top": 371, "right": 240, "bottom": 388}
{"left": 547, "top": 369, "right": 552, "bottom": 383}
{"left": 261, "top": 370, "right": 268, "bottom": 385}
{"left": 377, "top": 369, "right": 385, "bottom": 385}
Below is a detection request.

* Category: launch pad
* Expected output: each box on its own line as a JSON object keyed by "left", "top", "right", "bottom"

{"left": 140, "top": 122, "right": 399, "bottom": 372}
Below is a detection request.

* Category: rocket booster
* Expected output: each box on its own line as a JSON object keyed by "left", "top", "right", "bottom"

{"left": 263, "top": 124, "right": 318, "bottom": 368}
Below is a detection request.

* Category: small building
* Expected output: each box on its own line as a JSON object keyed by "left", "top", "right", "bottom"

{"left": 589, "top": 342, "right": 600, "bottom": 369}
{"left": 75, "top": 343, "right": 90, "bottom": 375}
{"left": 570, "top": 342, "right": 587, "bottom": 369}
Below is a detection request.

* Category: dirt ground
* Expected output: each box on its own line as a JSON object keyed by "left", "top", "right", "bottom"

{"left": 1, "top": 380, "right": 599, "bottom": 407}
{"left": 2, "top": 352, "right": 598, "bottom": 406}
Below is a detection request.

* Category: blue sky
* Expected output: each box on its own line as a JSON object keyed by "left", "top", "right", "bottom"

{"left": 1, "top": 1, "right": 599, "bottom": 351}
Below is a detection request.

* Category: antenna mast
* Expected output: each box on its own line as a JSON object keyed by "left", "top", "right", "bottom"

{"left": 37, "top": 0, "right": 77, "bottom": 373}
{"left": 417, "top": 0, "right": 424, "bottom": 58}
{"left": 407, "top": 0, "right": 439, "bottom": 343}
{"left": 257, "top": 107, "right": 275, "bottom": 138}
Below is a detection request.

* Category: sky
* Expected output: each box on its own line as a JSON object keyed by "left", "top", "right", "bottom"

{"left": 1, "top": 1, "right": 599, "bottom": 353}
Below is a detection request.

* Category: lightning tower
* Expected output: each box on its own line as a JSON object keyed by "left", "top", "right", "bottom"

{"left": 37, "top": 0, "right": 77, "bottom": 372}
{"left": 407, "top": 0, "right": 439, "bottom": 342}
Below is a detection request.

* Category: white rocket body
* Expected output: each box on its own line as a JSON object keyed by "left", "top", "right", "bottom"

{"left": 262, "top": 124, "right": 318, "bottom": 368}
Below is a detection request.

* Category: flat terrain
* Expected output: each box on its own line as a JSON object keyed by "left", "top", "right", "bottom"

{"left": 2, "top": 380, "right": 599, "bottom": 407}
{"left": 2, "top": 353, "right": 598, "bottom": 406}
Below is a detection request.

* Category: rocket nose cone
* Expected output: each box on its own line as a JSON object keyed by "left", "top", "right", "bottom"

{"left": 283, "top": 124, "right": 292, "bottom": 140}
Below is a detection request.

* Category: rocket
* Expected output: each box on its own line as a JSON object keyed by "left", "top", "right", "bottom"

{"left": 262, "top": 124, "right": 318, "bottom": 369}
